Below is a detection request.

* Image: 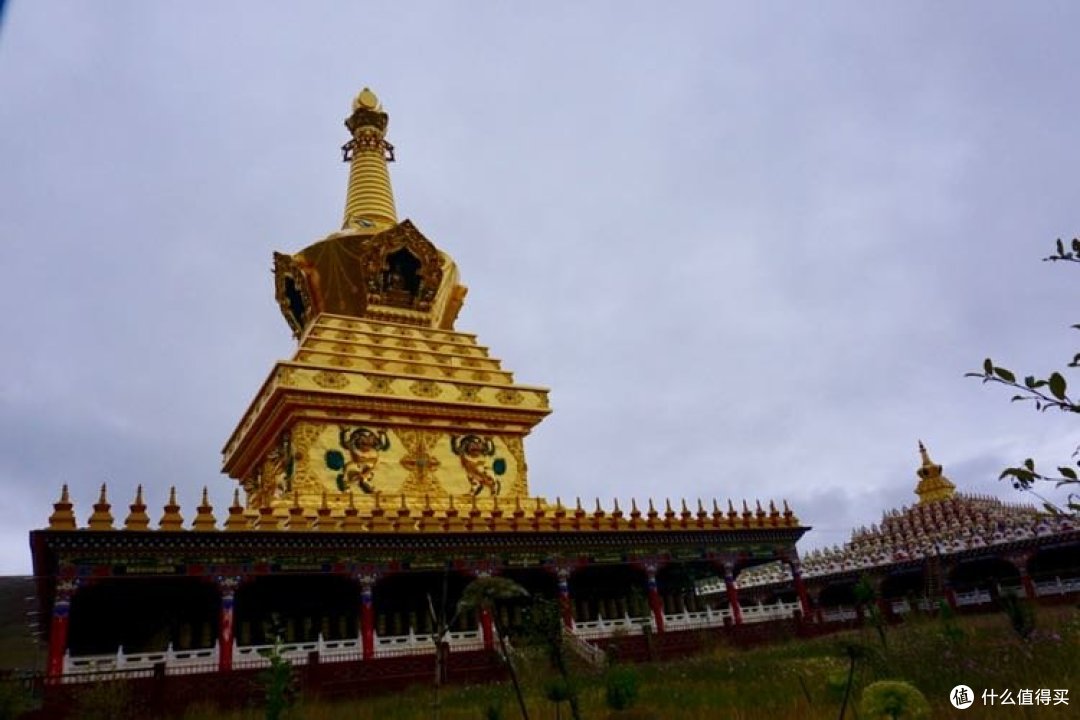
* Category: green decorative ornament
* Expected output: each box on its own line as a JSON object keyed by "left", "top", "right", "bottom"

{"left": 492, "top": 458, "right": 507, "bottom": 476}
{"left": 325, "top": 450, "right": 345, "bottom": 471}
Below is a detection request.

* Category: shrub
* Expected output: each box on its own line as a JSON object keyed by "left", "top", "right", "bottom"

{"left": 859, "top": 680, "right": 930, "bottom": 719}
{"left": 605, "top": 666, "right": 640, "bottom": 711}
{"left": 998, "top": 590, "right": 1035, "bottom": 640}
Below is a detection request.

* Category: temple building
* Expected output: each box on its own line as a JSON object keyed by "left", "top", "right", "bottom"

{"left": 29, "top": 88, "right": 808, "bottom": 690}
{"left": 722, "top": 443, "right": 1079, "bottom": 620}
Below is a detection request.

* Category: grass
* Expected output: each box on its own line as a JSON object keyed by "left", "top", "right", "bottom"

{"left": 168, "top": 604, "right": 1079, "bottom": 720}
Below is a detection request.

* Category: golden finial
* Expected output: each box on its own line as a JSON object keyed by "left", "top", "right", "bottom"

{"left": 575, "top": 497, "right": 583, "bottom": 512}
{"left": 341, "top": 491, "right": 363, "bottom": 532}
{"left": 918, "top": 440, "right": 932, "bottom": 466}
{"left": 342, "top": 87, "right": 397, "bottom": 230}
{"left": 594, "top": 497, "right": 602, "bottom": 513}
{"left": 159, "top": 486, "right": 184, "bottom": 531}
{"left": 352, "top": 87, "right": 381, "bottom": 111}
{"left": 224, "top": 489, "right": 249, "bottom": 531}
{"left": 88, "top": 483, "right": 114, "bottom": 530}
{"left": 287, "top": 490, "right": 310, "bottom": 531}
{"left": 48, "top": 484, "right": 77, "bottom": 530}
{"left": 193, "top": 486, "right": 216, "bottom": 531}
{"left": 613, "top": 498, "right": 622, "bottom": 513}
{"left": 315, "top": 490, "right": 336, "bottom": 532}
{"left": 123, "top": 485, "right": 150, "bottom": 531}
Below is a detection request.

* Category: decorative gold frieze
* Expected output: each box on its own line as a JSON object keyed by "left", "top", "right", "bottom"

{"left": 313, "top": 370, "right": 349, "bottom": 389}
{"left": 409, "top": 380, "right": 442, "bottom": 398}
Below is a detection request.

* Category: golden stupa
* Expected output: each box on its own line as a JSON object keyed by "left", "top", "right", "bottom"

{"left": 222, "top": 89, "right": 552, "bottom": 519}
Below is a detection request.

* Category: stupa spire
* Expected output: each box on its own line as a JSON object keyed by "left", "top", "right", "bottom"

{"left": 914, "top": 441, "right": 957, "bottom": 505}
{"left": 341, "top": 87, "right": 397, "bottom": 231}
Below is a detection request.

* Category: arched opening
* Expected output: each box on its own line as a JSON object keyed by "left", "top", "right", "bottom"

{"left": 818, "top": 581, "right": 858, "bottom": 608}
{"left": 496, "top": 567, "right": 558, "bottom": 633}
{"left": 68, "top": 577, "right": 218, "bottom": 656}
{"left": 1029, "top": 545, "right": 1080, "bottom": 584}
{"left": 568, "top": 564, "right": 649, "bottom": 622}
{"left": 373, "top": 570, "right": 473, "bottom": 637}
{"left": 950, "top": 557, "right": 1015, "bottom": 604}
{"left": 880, "top": 570, "right": 925, "bottom": 600}
{"left": 658, "top": 560, "right": 719, "bottom": 614}
{"left": 380, "top": 248, "right": 422, "bottom": 307}
{"left": 234, "top": 574, "right": 358, "bottom": 646}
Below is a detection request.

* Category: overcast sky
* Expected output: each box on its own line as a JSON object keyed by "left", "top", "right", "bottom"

{"left": 2, "top": 2, "right": 1078, "bottom": 575}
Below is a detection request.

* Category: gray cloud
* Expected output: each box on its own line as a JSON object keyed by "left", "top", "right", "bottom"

{"left": 2, "top": 1, "right": 1078, "bottom": 573}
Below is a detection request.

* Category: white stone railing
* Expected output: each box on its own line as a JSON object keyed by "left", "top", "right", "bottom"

{"left": 63, "top": 642, "right": 218, "bottom": 678}
{"left": 663, "top": 606, "right": 734, "bottom": 631}
{"left": 740, "top": 600, "right": 801, "bottom": 623}
{"left": 561, "top": 627, "right": 606, "bottom": 667}
{"left": 890, "top": 598, "right": 938, "bottom": 614}
{"left": 63, "top": 626, "right": 485, "bottom": 678}
{"left": 1035, "top": 576, "right": 1080, "bottom": 596}
{"left": 821, "top": 607, "right": 858, "bottom": 622}
{"left": 573, "top": 614, "right": 653, "bottom": 640}
{"left": 954, "top": 589, "right": 992, "bottom": 607}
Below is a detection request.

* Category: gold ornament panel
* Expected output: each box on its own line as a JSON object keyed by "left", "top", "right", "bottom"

{"left": 259, "top": 421, "right": 527, "bottom": 508}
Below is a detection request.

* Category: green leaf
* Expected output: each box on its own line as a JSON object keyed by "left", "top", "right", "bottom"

{"left": 1049, "top": 372, "right": 1067, "bottom": 400}
{"left": 1072, "top": 238, "right": 1080, "bottom": 254}
{"left": 993, "top": 366, "right": 1016, "bottom": 383}
{"left": 1023, "top": 458, "right": 1035, "bottom": 471}
{"left": 983, "top": 358, "right": 993, "bottom": 375}
{"left": 1025, "top": 376, "right": 1037, "bottom": 388}
{"left": 1057, "top": 238, "right": 1065, "bottom": 255}
{"left": 1058, "top": 466, "right": 1077, "bottom": 480}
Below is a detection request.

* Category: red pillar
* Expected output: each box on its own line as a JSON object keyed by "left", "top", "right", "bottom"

{"left": 724, "top": 564, "right": 743, "bottom": 626}
{"left": 1020, "top": 570, "right": 1036, "bottom": 601}
{"left": 646, "top": 566, "right": 664, "bottom": 632}
{"left": 877, "top": 597, "right": 892, "bottom": 622}
{"left": 46, "top": 581, "right": 76, "bottom": 679}
{"left": 944, "top": 584, "right": 958, "bottom": 612}
{"left": 360, "top": 577, "right": 375, "bottom": 660}
{"left": 480, "top": 608, "right": 495, "bottom": 650}
{"left": 557, "top": 569, "right": 574, "bottom": 630}
{"left": 217, "top": 576, "right": 240, "bottom": 673}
